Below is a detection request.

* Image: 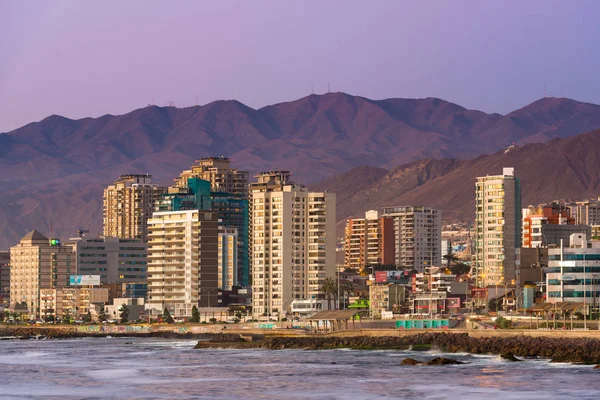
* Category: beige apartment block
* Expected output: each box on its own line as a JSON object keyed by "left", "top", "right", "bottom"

{"left": 103, "top": 174, "right": 166, "bottom": 242}
{"left": 344, "top": 210, "right": 395, "bottom": 272}
{"left": 10, "top": 230, "right": 74, "bottom": 318}
{"left": 174, "top": 156, "right": 249, "bottom": 196}
{"left": 251, "top": 179, "right": 336, "bottom": 319}
{"left": 147, "top": 210, "right": 219, "bottom": 317}
{"left": 475, "top": 167, "right": 521, "bottom": 288}
{"left": 381, "top": 206, "right": 442, "bottom": 271}
{"left": 40, "top": 287, "right": 108, "bottom": 321}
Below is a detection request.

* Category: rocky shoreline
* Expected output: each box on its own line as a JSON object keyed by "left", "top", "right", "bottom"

{"left": 194, "top": 333, "right": 600, "bottom": 364}
{"left": 0, "top": 326, "right": 242, "bottom": 341}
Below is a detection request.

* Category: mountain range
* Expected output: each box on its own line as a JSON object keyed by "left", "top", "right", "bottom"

{"left": 312, "top": 129, "right": 600, "bottom": 234}
{"left": 1, "top": 92, "right": 600, "bottom": 248}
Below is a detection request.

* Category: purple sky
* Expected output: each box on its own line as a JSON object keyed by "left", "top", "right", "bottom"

{"left": 1, "top": 0, "right": 599, "bottom": 133}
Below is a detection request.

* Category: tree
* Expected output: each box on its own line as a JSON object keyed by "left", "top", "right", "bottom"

{"left": 321, "top": 276, "right": 337, "bottom": 311}
{"left": 191, "top": 305, "right": 200, "bottom": 323}
{"left": 340, "top": 281, "right": 356, "bottom": 309}
{"left": 209, "top": 317, "right": 217, "bottom": 324}
{"left": 450, "top": 263, "right": 471, "bottom": 276}
{"left": 82, "top": 311, "right": 92, "bottom": 323}
{"left": 443, "top": 253, "right": 459, "bottom": 269}
{"left": 163, "top": 308, "right": 174, "bottom": 324}
{"left": 98, "top": 307, "right": 108, "bottom": 322}
{"left": 119, "top": 304, "right": 130, "bottom": 324}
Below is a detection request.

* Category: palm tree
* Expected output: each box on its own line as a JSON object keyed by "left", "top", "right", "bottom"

{"left": 340, "top": 281, "right": 356, "bottom": 309}
{"left": 321, "top": 277, "right": 337, "bottom": 311}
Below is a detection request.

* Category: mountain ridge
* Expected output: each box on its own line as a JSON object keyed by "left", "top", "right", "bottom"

{"left": 2, "top": 92, "right": 600, "bottom": 248}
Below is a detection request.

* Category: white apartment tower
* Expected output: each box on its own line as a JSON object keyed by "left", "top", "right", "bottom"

{"left": 147, "top": 210, "right": 218, "bottom": 317}
{"left": 475, "top": 167, "right": 521, "bottom": 288}
{"left": 251, "top": 174, "right": 336, "bottom": 318}
{"left": 381, "top": 206, "right": 442, "bottom": 271}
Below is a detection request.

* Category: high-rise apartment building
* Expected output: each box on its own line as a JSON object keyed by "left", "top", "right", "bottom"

{"left": 103, "top": 174, "right": 166, "bottom": 242}
{"left": 381, "top": 206, "right": 442, "bottom": 271}
{"left": 174, "top": 158, "right": 250, "bottom": 286}
{"left": 0, "top": 251, "right": 10, "bottom": 304}
{"left": 10, "top": 231, "right": 74, "bottom": 318}
{"left": 65, "top": 236, "right": 148, "bottom": 300}
{"left": 147, "top": 210, "right": 218, "bottom": 317}
{"left": 218, "top": 226, "right": 238, "bottom": 291}
{"left": 174, "top": 157, "right": 249, "bottom": 196}
{"left": 344, "top": 210, "right": 395, "bottom": 272}
{"left": 251, "top": 178, "right": 336, "bottom": 319}
{"left": 475, "top": 167, "right": 521, "bottom": 288}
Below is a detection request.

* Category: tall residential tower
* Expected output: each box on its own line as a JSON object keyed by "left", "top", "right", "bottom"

{"left": 103, "top": 174, "right": 166, "bottom": 242}
{"left": 475, "top": 167, "right": 521, "bottom": 288}
{"left": 250, "top": 174, "right": 336, "bottom": 318}
{"left": 381, "top": 206, "right": 442, "bottom": 271}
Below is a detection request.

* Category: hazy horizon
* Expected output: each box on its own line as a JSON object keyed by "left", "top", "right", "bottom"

{"left": 2, "top": 0, "right": 600, "bottom": 132}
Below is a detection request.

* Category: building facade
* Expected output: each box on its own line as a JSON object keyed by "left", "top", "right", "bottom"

{"left": 369, "top": 283, "right": 407, "bottom": 318}
{"left": 218, "top": 226, "right": 238, "bottom": 291}
{"left": 381, "top": 206, "right": 442, "bottom": 271}
{"left": 251, "top": 180, "right": 336, "bottom": 319}
{"left": 574, "top": 199, "right": 600, "bottom": 226}
{"left": 344, "top": 210, "right": 395, "bottom": 272}
{"left": 475, "top": 167, "right": 521, "bottom": 288}
{"left": 103, "top": 174, "right": 166, "bottom": 242}
{"left": 10, "top": 231, "right": 74, "bottom": 318}
{"left": 546, "top": 233, "right": 600, "bottom": 307}
{"left": 66, "top": 236, "right": 147, "bottom": 300}
{"left": 0, "top": 251, "right": 9, "bottom": 304}
{"left": 147, "top": 210, "right": 219, "bottom": 317}
{"left": 522, "top": 204, "right": 590, "bottom": 248}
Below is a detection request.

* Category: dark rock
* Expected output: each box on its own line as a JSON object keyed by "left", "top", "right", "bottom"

{"left": 401, "top": 358, "right": 422, "bottom": 365}
{"left": 425, "top": 357, "right": 464, "bottom": 365}
{"left": 594, "top": 364, "right": 600, "bottom": 369}
{"left": 501, "top": 353, "right": 521, "bottom": 362}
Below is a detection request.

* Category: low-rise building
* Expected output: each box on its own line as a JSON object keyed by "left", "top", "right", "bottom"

{"left": 369, "top": 283, "right": 407, "bottom": 318}
{"left": 40, "top": 287, "right": 109, "bottom": 321}
{"left": 105, "top": 297, "right": 145, "bottom": 322}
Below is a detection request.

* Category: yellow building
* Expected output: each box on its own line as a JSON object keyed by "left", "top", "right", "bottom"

{"left": 475, "top": 168, "right": 521, "bottom": 288}
{"left": 103, "top": 174, "right": 166, "bottom": 242}
{"left": 10, "top": 230, "right": 74, "bottom": 318}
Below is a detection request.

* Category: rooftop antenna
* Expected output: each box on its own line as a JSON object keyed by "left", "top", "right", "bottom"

{"left": 196, "top": 95, "right": 198, "bottom": 106}
{"left": 544, "top": 86, "right": 547, "bottom": 98}
{"left": 328, "top": 82, "right": 330, "bottom": 93}
{"left": 310, "top": 81, "right": 314, "bottom": 94}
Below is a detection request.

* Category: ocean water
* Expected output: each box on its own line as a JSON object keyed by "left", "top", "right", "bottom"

{"left": 0, "top": 337, "right": 599, "bottom": 399}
